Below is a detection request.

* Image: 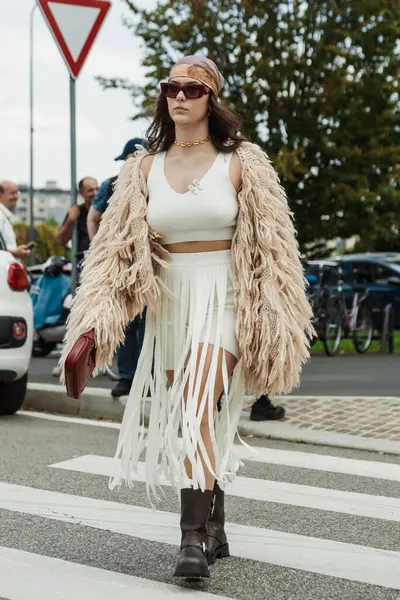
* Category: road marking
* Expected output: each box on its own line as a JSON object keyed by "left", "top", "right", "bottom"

{"left": 51, "top": 455, "right": 400, "bottom": 522}
{"left": 0, "top": 483, "right": 399, "bottom": 589}
{"left": 19, "top": 410, "right": 121, "bottom": 429}
{"left": 233, "top": 446, "right": 400, "bottom": 481}
{"left": 19, "top": 412, "right": 400, "bottom": 481}
{"left": 0, "top": 546, "right": 228, "bottom": 600}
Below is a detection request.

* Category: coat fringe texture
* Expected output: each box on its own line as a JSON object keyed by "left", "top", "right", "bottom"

{"left": 60, "top": 143, "right": 313, "bottom": 396}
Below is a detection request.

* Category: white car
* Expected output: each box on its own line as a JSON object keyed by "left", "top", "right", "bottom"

{"left": 0, "top": 233, "right": 33, "bottom": 414}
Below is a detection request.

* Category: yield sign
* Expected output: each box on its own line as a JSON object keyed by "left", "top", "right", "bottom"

{"left": 37, "top": 0, "right": 111, "bottom": 78}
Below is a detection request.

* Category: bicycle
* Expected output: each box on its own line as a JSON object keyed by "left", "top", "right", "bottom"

{"left": 306, "top": 260, "right": 339, "bottom": 349}
{"left": 323, "top": 266, "right": 373, "bottom": 356}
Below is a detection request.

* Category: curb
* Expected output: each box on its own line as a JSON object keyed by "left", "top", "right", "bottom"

{"left": 25, "top": 383, "right": 125, "bottom": 421}
{"left": 24, "top": 383, "right": 400, "bottom": 456}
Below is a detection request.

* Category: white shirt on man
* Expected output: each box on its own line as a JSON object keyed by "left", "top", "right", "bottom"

{"left": 0, "top": 203, "right": 17, "bottom": 250}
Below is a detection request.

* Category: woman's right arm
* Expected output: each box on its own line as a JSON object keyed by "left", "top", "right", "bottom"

{"left": 60, "top": 153, "right": 156, "bottom": 381}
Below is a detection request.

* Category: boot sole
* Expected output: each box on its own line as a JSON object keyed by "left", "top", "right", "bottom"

{"left": 174, "top": 564, "right": 210, "bottom": 579}
{"left": 207, "top": 543, "right": 230, "bottom": 566}
{"left": 250, "top": 413, "right": 284, "bottom": 421}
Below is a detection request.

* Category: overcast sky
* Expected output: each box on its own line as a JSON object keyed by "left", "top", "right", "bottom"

{"left": 1, "top": 0, "right": 157, "bottom": 189}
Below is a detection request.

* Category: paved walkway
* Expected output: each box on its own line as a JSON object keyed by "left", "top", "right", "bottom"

{"left": 272, "top": 396, "right": 400, "bottom": 441}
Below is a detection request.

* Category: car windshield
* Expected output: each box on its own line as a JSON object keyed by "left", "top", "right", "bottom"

{"left": 0, "top": 231, "right": 7, "bottom": 251}
{"left": 389, "top": 262, "right": 400, "bottom": 273}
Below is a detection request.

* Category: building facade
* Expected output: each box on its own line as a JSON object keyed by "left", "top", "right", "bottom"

{"left": 16, "top": 181, "right": 71, "bottom": 226}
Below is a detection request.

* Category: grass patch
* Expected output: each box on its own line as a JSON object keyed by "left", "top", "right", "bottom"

{"left": 312, "top": 330, "right": 400, "bottom": 355}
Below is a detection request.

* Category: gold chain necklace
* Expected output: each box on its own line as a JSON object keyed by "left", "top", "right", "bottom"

{"left": 174, "top": 136, "right": 210, "bottom": 148}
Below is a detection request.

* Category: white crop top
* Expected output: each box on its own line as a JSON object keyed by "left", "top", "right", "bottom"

{"left": 146, "top": 151, "right": 238, "bottom": 244}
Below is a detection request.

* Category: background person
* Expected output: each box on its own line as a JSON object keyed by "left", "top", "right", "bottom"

{"left": 56, "top": 177, "right": 98, "bottom": 255}
{"left": 0, "top": 181, "right": 31, "bottom": 260}
{"left": 88, "top": 138, "right": 147, "bottom": 398}
{"left": 87, "top": 138, "right": 144, "bottom": 239}
{"left": 52, "top": 177, "right": 98, "bottom": 379}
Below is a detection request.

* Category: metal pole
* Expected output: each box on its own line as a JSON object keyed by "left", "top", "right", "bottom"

{"left": 29, "top": 4, "right": 37, "bottom": 264}
{"left": 380, "top": 303, "right": 393, "bottom": 354}
{"left": 70, "top": 75, "right": 78, "bottom": 293}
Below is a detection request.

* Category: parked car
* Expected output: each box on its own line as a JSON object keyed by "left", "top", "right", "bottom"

{"left": 0, "top": 233, "right": 33, "bottom": 414}
{"left": 306, "top": 255, "right": 400, "bottom": 329}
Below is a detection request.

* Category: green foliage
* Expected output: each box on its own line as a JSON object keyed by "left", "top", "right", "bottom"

{"left": 99, "top": 0, "right": 400, "bottom": 254}
{"left": 13, "top": 221, "right": 67, "bottom": 265}
{"left": 45, "top": 217, "right": 60, "bottom": 228}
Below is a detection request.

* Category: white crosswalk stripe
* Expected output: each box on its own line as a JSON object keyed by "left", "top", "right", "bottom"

{"left": 0, "top": 546, "right": 230, "bottom": 600}
{"left": 20, "top": 411, "right": 400, "bottom": 480}
{"left": 51, "top": 455, "right": 400, "bottom": 522}
{"left": 0, "top": 481, "right": 399, "bottom": 590}
{"left": 1, "top": 438, "right": 400, "bottom": 598}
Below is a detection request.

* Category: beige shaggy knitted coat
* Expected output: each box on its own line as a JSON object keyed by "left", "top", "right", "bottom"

{"left": 61, "top": 143, "right": 314, "bottom": 397}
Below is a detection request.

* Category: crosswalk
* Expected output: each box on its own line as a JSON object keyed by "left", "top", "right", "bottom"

{"left": 0, "top": 412, "right": 400, "bottom": 599}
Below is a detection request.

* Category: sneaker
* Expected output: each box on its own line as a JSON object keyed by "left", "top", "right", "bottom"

{"left": 250, "top": 394, "right": 286, "bottom": 421}
{"left": 111, "top": 379, "right": 132, "bottom": 398}
{"left": 52, "top": 365, "right": 62, "bottom": 377}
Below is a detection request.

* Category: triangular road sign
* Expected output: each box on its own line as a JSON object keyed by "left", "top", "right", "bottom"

{"left": 37, "top": 0, "right": 111, "bottom": 79}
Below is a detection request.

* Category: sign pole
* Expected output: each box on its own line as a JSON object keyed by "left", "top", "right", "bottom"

{"left": 36, "top": 0, "right": 111, "bottom": 291}
{"left": 69, "top": 75, "right": 78, "bottom": 293}
{"left": 29, "top": 4, "right": 37, "bottom": 265}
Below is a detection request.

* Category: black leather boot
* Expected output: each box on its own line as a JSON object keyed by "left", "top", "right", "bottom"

{"left": 174, "top": 488, "right": 213, "bottom": 579}
{"left": 206, "top": 481, "right": 230, "bottom": 565}
{"left": 250, "top": 394, "right": 286, "bottom": 421}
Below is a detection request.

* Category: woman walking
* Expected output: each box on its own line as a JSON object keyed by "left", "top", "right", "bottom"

{"left": 61, "top": 55, "right": 313, "bottom": 579}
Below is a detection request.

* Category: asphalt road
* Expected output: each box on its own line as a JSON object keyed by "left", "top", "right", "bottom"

{"left": 29, "top": 351, "right": 400, "bottom": 396}
{"left": 0, "top": 412, "right": 399, "bottom": 600}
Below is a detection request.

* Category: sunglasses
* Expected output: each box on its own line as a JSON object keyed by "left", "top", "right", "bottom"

{"left": 160, "top": 82, "right": 210, "bottom": 100}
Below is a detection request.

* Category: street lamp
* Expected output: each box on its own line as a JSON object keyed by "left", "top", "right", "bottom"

{"left": 29, "top": 3, "right": 37, "bottom": 262}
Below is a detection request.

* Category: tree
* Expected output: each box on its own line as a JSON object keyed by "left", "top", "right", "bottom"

{"left": 99, "top": 0, "right": 400, "bottom": 255}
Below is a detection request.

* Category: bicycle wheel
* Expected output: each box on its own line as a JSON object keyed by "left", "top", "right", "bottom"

{"left": 322, "top": 303, "right": 342, "bottom": 357}
{"left": 352, "top": 301, "right": 373, "bottom": 354}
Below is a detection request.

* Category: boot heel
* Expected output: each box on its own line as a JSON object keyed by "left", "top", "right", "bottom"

{"left": 216, "top": 543, "right": 230, "bottom": 559}
{"left": 207, "top": 542, "right": 230, "bottom": 566}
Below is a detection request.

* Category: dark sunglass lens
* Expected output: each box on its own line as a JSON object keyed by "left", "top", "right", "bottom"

{"left": 161, "top": 83, "right": 178, "bottom": 98}
{"left": 184, "top": 85, "right": 202, "bottom": 99}
{"left": 168, "top": 84, "right": 181, "bottom": 98}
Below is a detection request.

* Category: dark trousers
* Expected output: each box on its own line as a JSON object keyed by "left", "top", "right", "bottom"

{"left": 118, "top": 310, "right": 146, "bottom": 381}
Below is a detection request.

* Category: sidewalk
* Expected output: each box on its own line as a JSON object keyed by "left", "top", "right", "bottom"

{"left": 24, "top": 383, "right": 400, "bottom": 456}
{"left": 254, "top": 395, "right": 400, "bottom": 442}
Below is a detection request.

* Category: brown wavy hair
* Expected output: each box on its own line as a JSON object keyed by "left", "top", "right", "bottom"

{"left": 146, "top": 93, "right": 247, "bottom": 154}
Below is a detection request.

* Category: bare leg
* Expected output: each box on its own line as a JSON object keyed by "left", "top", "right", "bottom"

{"left": 166, "top": 370, "right": 174, "bottom": 387}
{"left": 183, "top": 345, "right": 238, "bottom": 491}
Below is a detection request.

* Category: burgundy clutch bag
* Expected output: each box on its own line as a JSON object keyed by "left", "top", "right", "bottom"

{"left": 65, "top": 329, "right": 96, "bottom": 399}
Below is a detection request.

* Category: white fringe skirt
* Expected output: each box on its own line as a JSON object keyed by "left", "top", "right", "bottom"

{"left": 109, "top": 249, "right": 248, "bottom": 505}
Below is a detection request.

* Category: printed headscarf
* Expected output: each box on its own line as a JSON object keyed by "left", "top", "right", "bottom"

{"left": 168, "top": 55, "right": 224, "bottom": 97}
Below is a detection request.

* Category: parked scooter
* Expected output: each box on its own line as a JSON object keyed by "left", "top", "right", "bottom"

{"left": 28, "top": 256, "right": 72, "bottom": 357}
